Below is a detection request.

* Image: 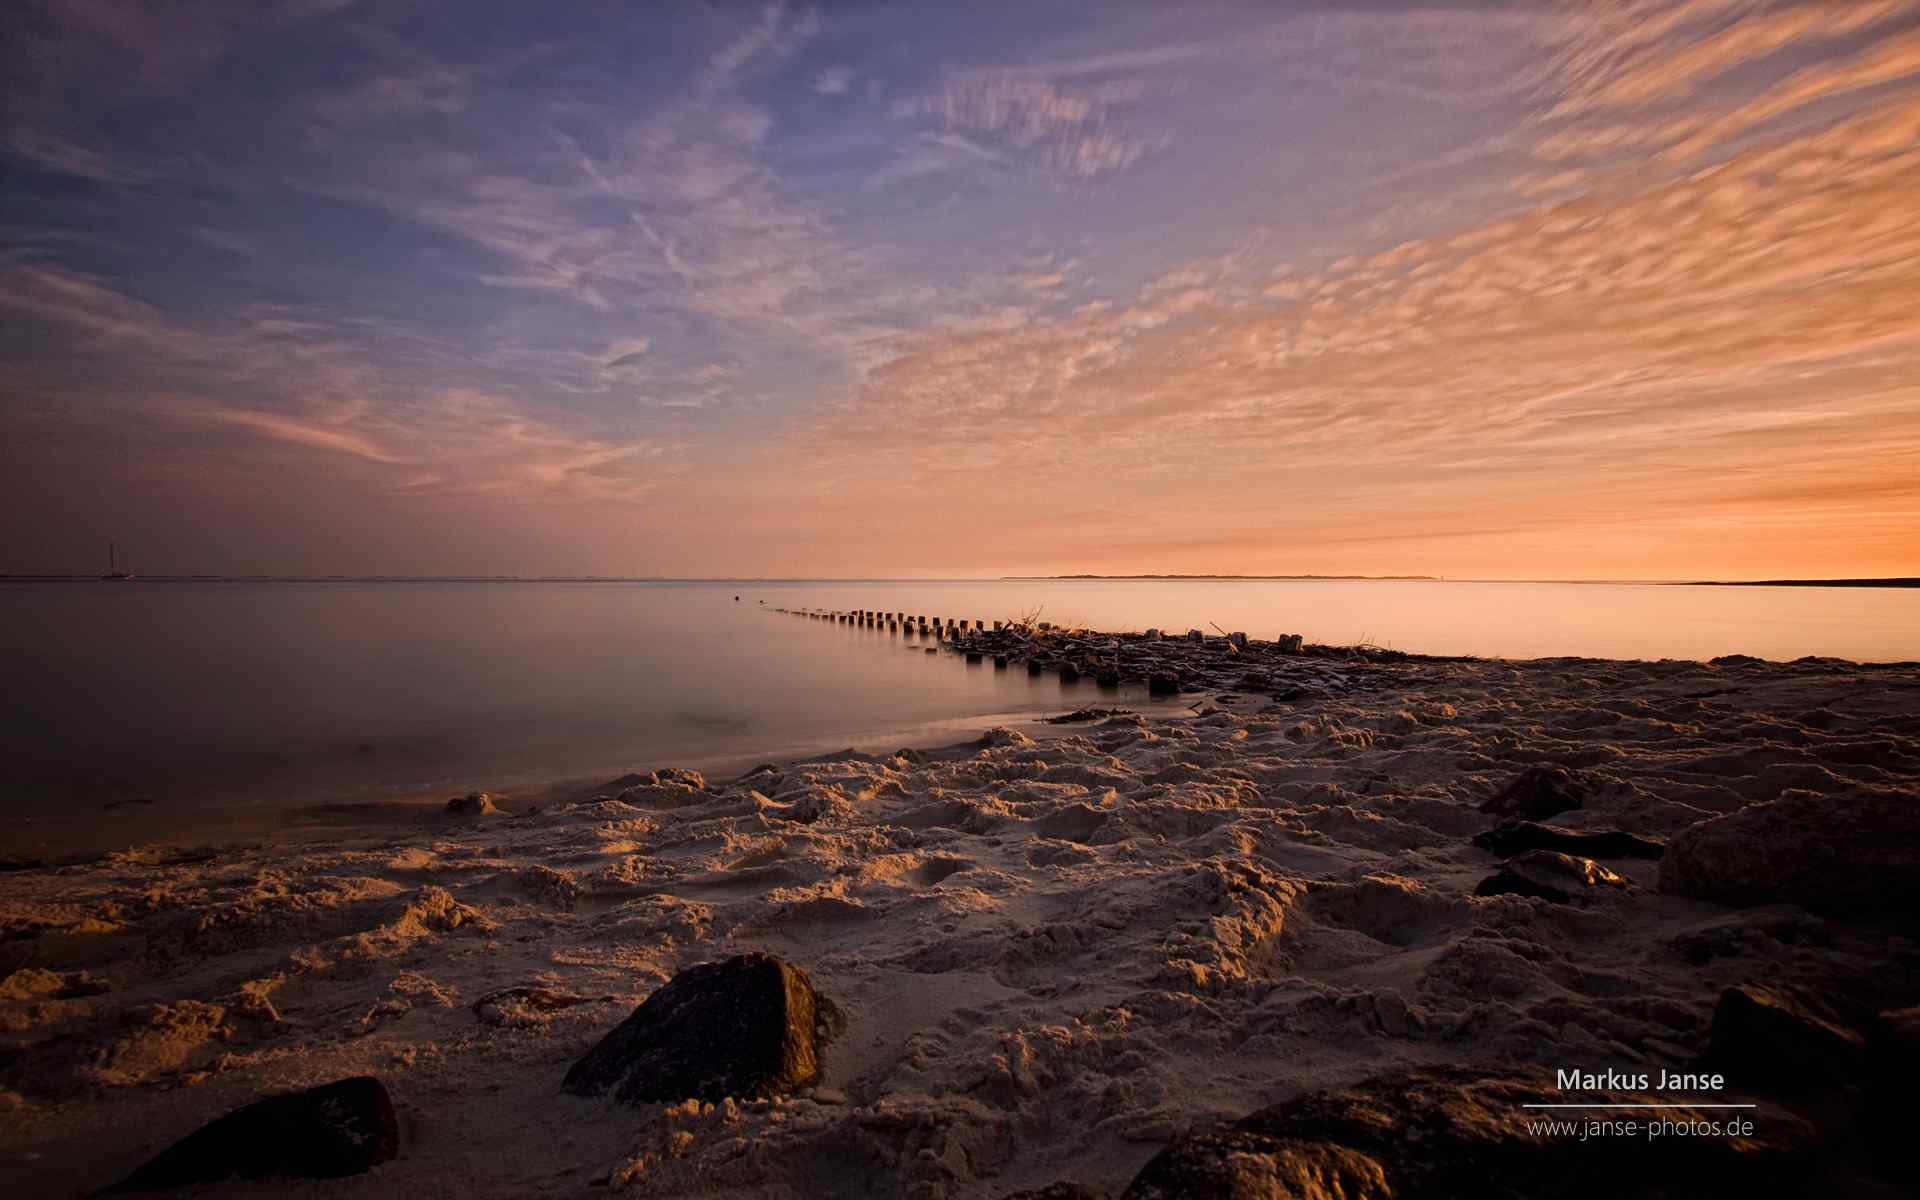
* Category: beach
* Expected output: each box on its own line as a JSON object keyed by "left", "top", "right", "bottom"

{"left": 4, "top": 631, "right": 1917, "bottom": 1196}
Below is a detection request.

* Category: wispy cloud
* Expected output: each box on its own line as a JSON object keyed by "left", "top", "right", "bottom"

{"left": 893, "top": 75, "right": 1161, "bottom": 178}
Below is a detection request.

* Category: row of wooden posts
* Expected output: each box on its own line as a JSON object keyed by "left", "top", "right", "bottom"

{"left": 771, "top": 606, "right": 1013, "bottom": 640}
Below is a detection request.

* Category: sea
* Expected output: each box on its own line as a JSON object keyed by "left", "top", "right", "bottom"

{"left": 1, "top": 578, "right": 1913, "bottom": 836}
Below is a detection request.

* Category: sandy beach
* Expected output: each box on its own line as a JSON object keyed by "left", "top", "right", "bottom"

{"left": 3, "top": 633, "right": 1917, "bottom": 1197}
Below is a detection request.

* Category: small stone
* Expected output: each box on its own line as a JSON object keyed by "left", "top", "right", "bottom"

{"left": 1473, "top": 850, "right": 1631, "bottom": 903}
{"left": 474, "top": 986, "right": 600, "bottom": 1028}
{"left": 445, "top": 791, "right": 499, "bottom": 816}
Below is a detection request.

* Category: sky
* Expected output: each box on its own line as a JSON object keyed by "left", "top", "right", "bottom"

{"left": 2, "top": 0, "right": 1918, "bottom": 579}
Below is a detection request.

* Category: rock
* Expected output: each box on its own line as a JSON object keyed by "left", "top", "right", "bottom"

{"left": 1121, "top": 1068, "right": 1812, "bottom": 1199}
{"left": 1277, "top": 633, "right": 1304, "bottom": 654}
{"left": 1126, "top": 1133, "right": 1388, "bottom": 1199}
{"left": 474, "top": 986, "right": 603, "bottom": 1028}
{"left": 1044, "top": 708, "right": 1133, "bottom": 724}
{"left": 1705, "top": 984, "right": 1864, "bottom": 1090}
{"left": 1480, "top": 765, "right": 1590, "bottom": 819}
{"left": 1185, "top": 629, "right": 1204, "bottom": 642}
{"left": 776, "top": 784, "right": 852, "bottom": 824}
{"left": 445, "top": 791, "right": 499, "bottom": 816}
{"left": 1473, "top": 850, "right": 1631, "bottom": 903}
{"left": 104, "top": 1076, "right": 399, "bottom": 1192}
{"left": 994, "top": 655, "right": 1009, "bottom": 669}
{"left": 1228, "top": 632, "right": 1249, "bottom": 651}
{"left": 1058, "top": 662, "right": 1081, "bottom": 683}
{"left": 1026, "top": 658, "right": 1045, "bottom": 675}
{"left": 562, "top": 953, "right": 842, "bottom": 1105}
{"left": 1147, "top": 672, "right": 1180, "bottom": 697}
{"left": 1659, "top": 785, "right": 1920, "bottom": 915}
{"left": 1095, "top": 669, "right": 1121, "bottom": 687}
{"left": 1473, "top": 820, "right": 1664, "bottom": 860}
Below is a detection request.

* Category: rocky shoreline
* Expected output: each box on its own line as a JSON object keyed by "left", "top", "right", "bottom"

{"left": 2, "top": 642, "right": 1917, "bottom": 1196}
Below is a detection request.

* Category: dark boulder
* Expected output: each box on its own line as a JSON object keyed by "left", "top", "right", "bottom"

{"left": 1122, "top": 1068, "right": 1812, "bottom": 1199}
{"left": 1705, "top": 984, "right": 1864, "bottom": 1090}
{"left": 1474, "top": 850, "right": 1631, "bottom": 903}
{"left": 999, "top": 1185, "right": 1109, "bottom": 1200}
{"left": 562, "top": 953, "right": 842, "bottom": 1106}
{"left": 1474, "top": 820, "right": 1664, "bottom": 860}
{"left": 1147, "top": 672, "right": 1180, "bottom": 697}
{"left": 1480, "top": 766, "right": 1590, "bottom": 819}
{"left": 1659, "top": 785, "right": 1920, "bottom": 916}
{"left": 105, "top": 1075, "right": 399, "bottom": 1192}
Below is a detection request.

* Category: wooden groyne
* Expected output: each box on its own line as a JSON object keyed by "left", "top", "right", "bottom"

{"left": 764, "top": 604, "right": 1389, "bottom": 698}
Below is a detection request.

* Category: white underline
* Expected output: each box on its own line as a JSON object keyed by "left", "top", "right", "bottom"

{"left": 1521, "top": 1104, "right": 1758, "bottom": 1109}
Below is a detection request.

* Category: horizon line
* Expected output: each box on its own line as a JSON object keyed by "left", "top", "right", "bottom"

{"left": 3, "top": 573, "right": 1916, "bottom": 588}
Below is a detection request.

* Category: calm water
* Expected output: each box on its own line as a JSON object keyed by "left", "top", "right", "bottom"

{"left": 0, "top": 579, "right": 1913, "bottom": 824}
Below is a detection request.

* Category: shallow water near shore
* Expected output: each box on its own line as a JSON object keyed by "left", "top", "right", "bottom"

{"left": 1, "top": 577, "right": 1913, "bottom": 842}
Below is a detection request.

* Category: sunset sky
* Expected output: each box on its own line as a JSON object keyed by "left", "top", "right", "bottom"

{"left": 3, "top": 0, "right": 1918, "bottom": 579}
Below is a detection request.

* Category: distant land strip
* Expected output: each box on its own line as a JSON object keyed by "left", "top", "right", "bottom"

{"left": 1688, "top": 577, "right": 1920, "bottom": 588}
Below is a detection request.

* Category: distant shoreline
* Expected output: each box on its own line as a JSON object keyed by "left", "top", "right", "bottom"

{"left": 1686, "top": 577, "right": 1920, "bottom": 588}
{"left": 1002, "top": 573, "right": 1441, "bottom": 582}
